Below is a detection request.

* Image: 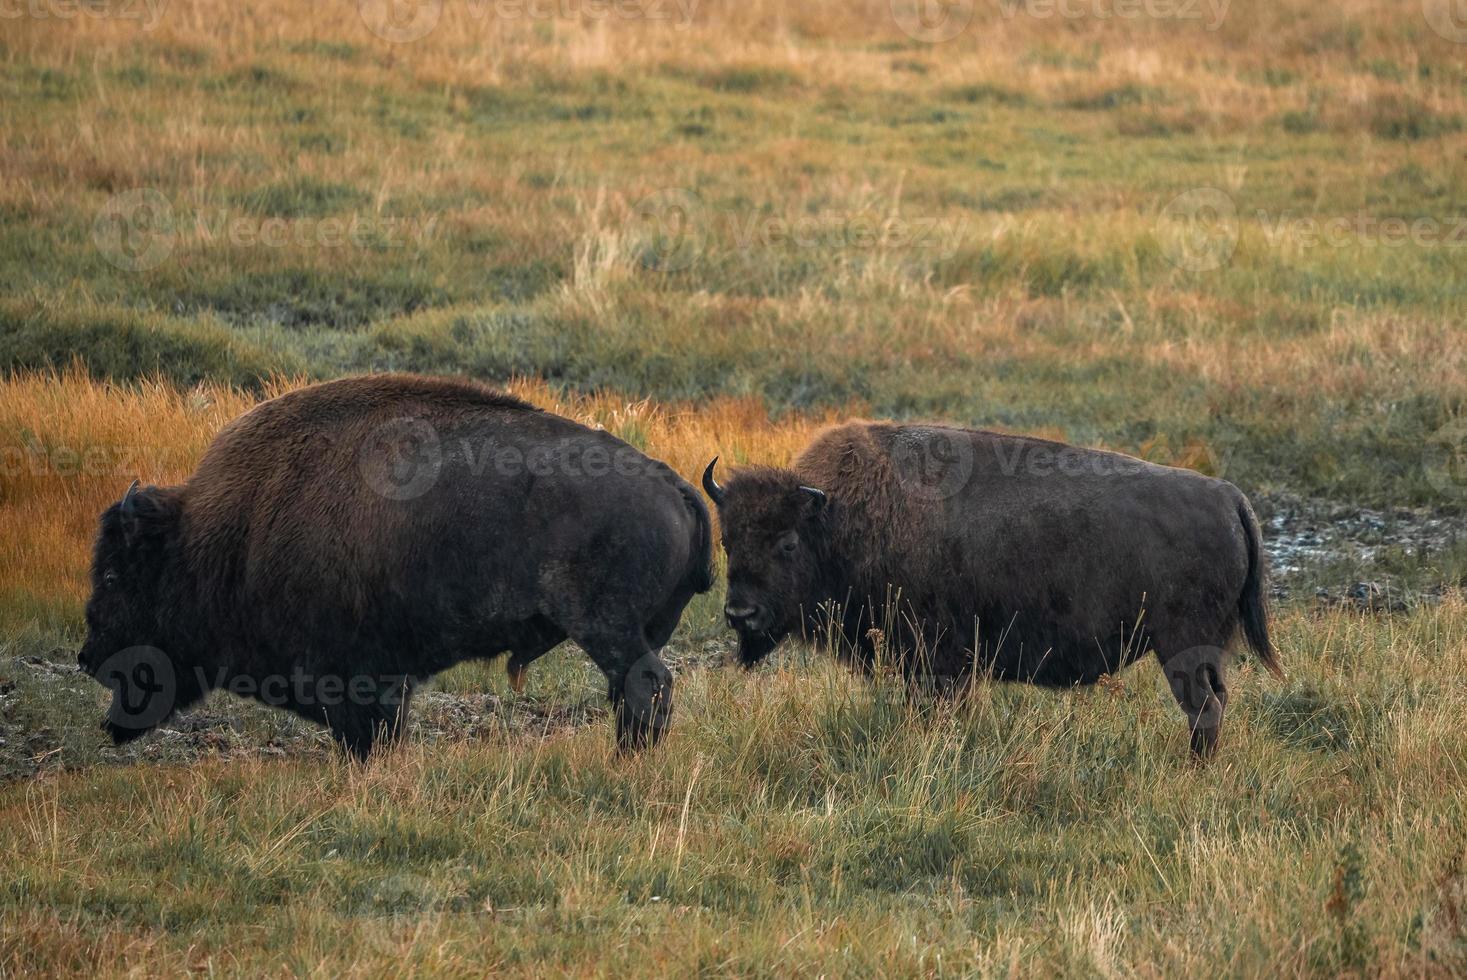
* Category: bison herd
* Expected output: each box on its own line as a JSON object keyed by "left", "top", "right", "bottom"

{"left": 78, "top": 374, "right": 1281, "bottom": 761}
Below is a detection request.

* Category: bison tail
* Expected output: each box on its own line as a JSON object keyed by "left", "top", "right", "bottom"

{"left": 680, "top": 484, "right": 715, "bottom": 594}
{"left": 1237, "top": 497, "right": 1283, "bottom": 680}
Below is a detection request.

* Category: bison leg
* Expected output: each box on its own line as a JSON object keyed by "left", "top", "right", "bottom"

{"left": 505, "top": 656, "right": 529, "bottom": 694}
{"left": 643, "top": 589, "right": 697, "bottom": 652}
{"left": 573, "top": 632, "right": 674, "bottom": 752}
{"left": 1158, "top": 645, "right": 1229, "bottom": 758}
{"left": 505, "top": 636, "right": 563, "bottom": 694}
{"left": 614, "top": 649, "right": 674, "bottom": 753}
{"left": 325, "top": 675, "right": 414, "bottom": 762}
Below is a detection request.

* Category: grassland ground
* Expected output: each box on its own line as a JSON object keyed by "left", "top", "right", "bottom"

{"left": 2, "top": 0, "right": 1467, "bottom": 974}
{"left": 2, "top": 595, "right": 1466, "bottom": 975}
{"left": 2, "top": 371, "right": 1465, "bottom": 975}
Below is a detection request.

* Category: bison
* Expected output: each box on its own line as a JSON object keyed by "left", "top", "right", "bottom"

{"left": 78, "top": 374, "right": 712, "bottom": 758}
{"left": 702, "top": 421, "right": 1282, "bottom": 756}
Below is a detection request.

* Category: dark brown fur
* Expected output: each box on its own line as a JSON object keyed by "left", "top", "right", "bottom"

{"left": 79, "top": 374, "right": 713, "bottom": 757}
{"left": 706, "top": 420, "right": 1281, "bottom": 756}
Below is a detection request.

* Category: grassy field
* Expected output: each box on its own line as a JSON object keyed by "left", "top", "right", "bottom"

{"left": 3, "top": 604, "right": 1465, "bottom": 975}
{"left": 4, "top": 0, "right": 1467, "bottom": 503}
{"left": 2, "top": 0, "right": 1467, "bottom": 974}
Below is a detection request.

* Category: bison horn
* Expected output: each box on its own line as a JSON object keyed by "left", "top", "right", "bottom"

{"left": 120, "top": 479, "right": 141, "bottom": 517}
{"left": 798, "top": 486, "right": 827, "bottom": 511}
{"left": 701, "top": 458, "right": 726, "bottom": 507}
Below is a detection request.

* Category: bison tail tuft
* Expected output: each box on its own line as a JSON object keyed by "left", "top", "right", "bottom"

{"left": 1237, "top": 497, "right": 1283, "bottom": 680}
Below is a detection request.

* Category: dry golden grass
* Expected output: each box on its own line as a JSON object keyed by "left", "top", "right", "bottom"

{"left": 5, "top": 0, "right": 1466, "bottom": 217}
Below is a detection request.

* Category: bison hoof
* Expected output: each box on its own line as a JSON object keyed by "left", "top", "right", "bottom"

{"left": 615, "top": 653, "right": 673, "bottom": 752}
{"left": 1190, "top": 726, "right": 1221, "bottom": 759}
{"left": 102, "top": 717, "right": 151, "bottom": 746}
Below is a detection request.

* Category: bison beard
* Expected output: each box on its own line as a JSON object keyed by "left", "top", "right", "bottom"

{"left": 735, "top": 629, "right": 782, "bottom": 667}
{"left": 77, "top": 375, "right": 713, "bottom": 759}
{"left": 704, "top": 421, "right": 1282, "bottom": 757}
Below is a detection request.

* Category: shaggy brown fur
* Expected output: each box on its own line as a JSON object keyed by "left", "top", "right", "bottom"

{"left": 706, "top": 420, "right": 1280, "bottom": 757}
{"left": 79, "top": 374, "right": 713, "bottom": 757}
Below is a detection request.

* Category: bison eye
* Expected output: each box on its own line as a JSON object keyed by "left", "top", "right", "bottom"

{"left": 102, "top": 570, "right": 120, "bottom": 587}
{"left": 778, "top": 533, "right": 799, "bottom": 556}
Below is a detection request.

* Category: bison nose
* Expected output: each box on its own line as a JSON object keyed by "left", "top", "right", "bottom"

{"left": 726, "top": 604, "right": 768, "bottom": 631}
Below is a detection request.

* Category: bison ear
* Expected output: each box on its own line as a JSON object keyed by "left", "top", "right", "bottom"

{"left": 117, "top": 483, "right": 180, "bottom": 548}
{"left": 797, "top": 485, "right": 827, "bottom": 515}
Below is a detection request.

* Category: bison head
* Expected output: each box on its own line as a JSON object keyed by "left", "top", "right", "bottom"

{"left": 702, "top": 459, "right": 830, "bottom": 666}
{"left": 79, "top": 482, "right": 189, "bottom": 744}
